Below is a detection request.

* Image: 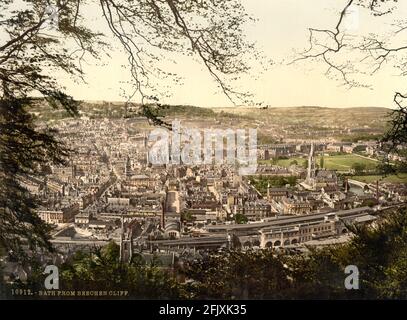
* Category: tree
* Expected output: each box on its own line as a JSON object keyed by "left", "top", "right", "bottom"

{"left": 303, "top": 159, "right": 309, "bottom": 169}
{"left": 0, "top": 244, "right": 8, "bottom": 299}
{"left": 249, "top": 175, "right": 297, "bottom": 195}
{"left": 293, "top": 0, "right": 405, "bottom": 89}
{"left": 284, "top": 246, "right": 358, "bottom": 299}
{"left": 380, "top": 93, "right": 407, "bottom": 174}
{"left": 320, "top": 156, "right": 324, "bottom": 169}
{"left": 352, "top": 162, "right": 366, "bottom": 174}
{"left": 182, "top": 207, "right": 407, "bottom": 299}
{"left": 182, "top": 249, "right": 290, "bottom": 299}
{"left": 290, "top": 159, "right": 298, "bottom": 166}
{"left": 0, "top": 98, "right": 65, "bottom": 258}
{"left": 0, "top": 0, "right": 257, "bottom": 257}
{"left": 287, "top": 206, "right": 407, "bottom": 299}
{"left": 11, "top": 206, "right": 407, "bottom": 299}
{"left": 19, "top": 241, "right": 183, "bottom": 299}
{"left": 293, "top": 0, "right": 407, "bottom": 172}
{"left": 181, "top": 211, "right": 195, "bottom": 223}
{"left": 362, "top": 198, "right": 379, "bottom": 207}
{"left": 0, "top": 0, "right": 257, "bottom": 125}
{"left": 234, "top": 213, "right": 248, "bottom": 224}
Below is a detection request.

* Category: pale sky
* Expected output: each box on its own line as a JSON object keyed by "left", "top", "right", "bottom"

{"left": 16, "top": 0, "right": 407, "bottom": 108}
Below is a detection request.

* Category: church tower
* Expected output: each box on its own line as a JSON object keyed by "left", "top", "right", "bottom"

{"left": 125, "top": 156, "right": 132, "bottom": 177}
{"left": 120, "top": 217, "right": 134, "bottom": 263}
{"left": 307, "top": 142, "right": 316, "bottom": 183}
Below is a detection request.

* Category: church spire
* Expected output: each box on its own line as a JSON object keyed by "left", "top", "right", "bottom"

{"left": 307, "top": 142, "right": 316, "bottom": 182}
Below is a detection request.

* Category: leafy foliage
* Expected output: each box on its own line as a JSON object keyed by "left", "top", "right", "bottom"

{"left": 0, "top": 98, "right": 66, "bottom": 258}
{"left": 182, "top": 207, "right": 407, "bottom": 299}
{"left": 14, "top": 241, "right": 182, "bottom": 299}
{"left": 181, "top": 250, "right": 290, "bottom": 299}
{"left": 181, "top": 211, "right": 196, "bottom": 223}
{"left": 352, "top": 162, "right": 367, "bottom": 174}
{"left": 249, "top": 175, "right": 297, "bottom": 195}
{"left": 319, "top": 156, "right": 324, "bottom": 169}
{"left": 0, "top": 0, "right": 257, "bottom": 257}
{"left": 234, "top": 213, "right": 248, "bottom": 224}
{"left": 58, "top": 242, "right": 182, "bottom": 299}
{"left": 9, "top": 207, "right": 407, "bottom": 299}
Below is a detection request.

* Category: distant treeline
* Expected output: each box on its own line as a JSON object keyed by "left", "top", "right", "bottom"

{"left": 28, "top": 100, "right": 250, "bottom": 121}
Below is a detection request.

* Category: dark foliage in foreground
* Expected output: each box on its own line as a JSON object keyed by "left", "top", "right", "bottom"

{"left": 185, "top": 207, "right": 407, "bottom": 299}
{"left": 7, "top": 207, "right": 407, "bottom": 300}
{"left": 0, "top": 98, "right": 66, "bottom": 259}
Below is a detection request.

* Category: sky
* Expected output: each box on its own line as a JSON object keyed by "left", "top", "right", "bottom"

{"left": 11, "top": 0, "right": 407, "bottom": 108}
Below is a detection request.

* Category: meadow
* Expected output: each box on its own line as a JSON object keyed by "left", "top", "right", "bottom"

{"left": 260, "top": 154, "right": 379, "bottom": 172}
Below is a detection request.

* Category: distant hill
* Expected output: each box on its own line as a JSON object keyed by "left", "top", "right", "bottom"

{"left": 212, "top": 106, "right": 390, "bottom": 130}
{"left": 29, "top": 101, "right": 250, "bottom": 121}
{"left": 27, "top": 101, "right": 390, "bottom": 143}
{"left": 28, "top": 100, "right": 390, "bottom": 132}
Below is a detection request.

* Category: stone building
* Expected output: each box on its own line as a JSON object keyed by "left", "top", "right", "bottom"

{"left": 304, "top": 143, "right": 338, "bottom": 190}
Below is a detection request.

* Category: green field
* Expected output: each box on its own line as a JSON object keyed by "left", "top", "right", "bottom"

{"left": 351, "top": 174, "right": 407, "bottom": 184}
{"left": 260, "top": 154, "right": 379, "bottom": 172}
